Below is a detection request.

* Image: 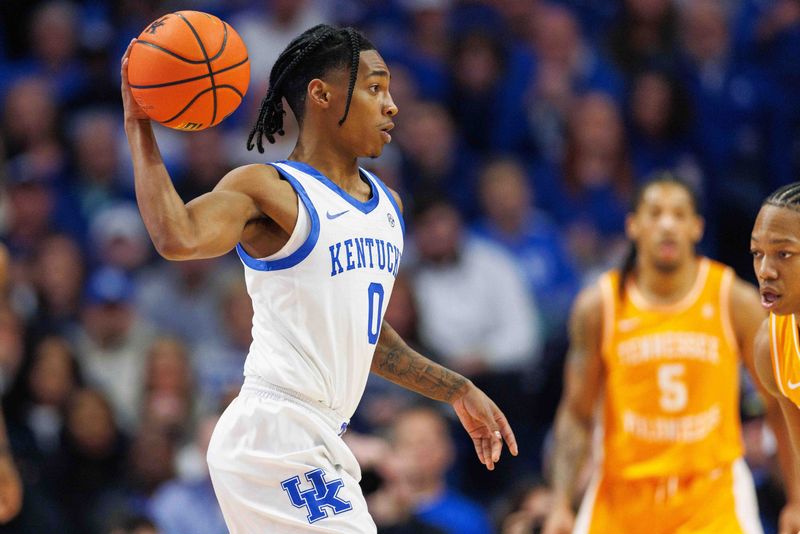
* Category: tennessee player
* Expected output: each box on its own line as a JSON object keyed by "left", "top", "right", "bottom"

{"left": 751, "top": 182, "right": 800, "bottom": 534}
{"left": 543, "top": 174, "right": 797, "bottom": 534}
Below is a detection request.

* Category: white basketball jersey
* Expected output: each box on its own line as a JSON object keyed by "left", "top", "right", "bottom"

{"left": 236, "top": 160, "right": 404, "bottom": 419}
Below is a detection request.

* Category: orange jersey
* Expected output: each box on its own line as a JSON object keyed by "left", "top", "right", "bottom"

{"left": 599, "top": 258, "right": 743, "bottom": 479}
{"left": 768, "top": 312, "right": 800, "bottom": 407}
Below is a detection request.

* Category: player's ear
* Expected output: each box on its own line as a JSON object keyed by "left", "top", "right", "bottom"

{"left": 691, "top": 214, "right": 705, "bottom": 244}
{"left": 307, "top": 79, "right": 331, "bottom": 109}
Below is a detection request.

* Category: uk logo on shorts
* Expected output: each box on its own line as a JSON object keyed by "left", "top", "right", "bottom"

{"left": 281, "top": 468, "right": 353, "bottom": 523}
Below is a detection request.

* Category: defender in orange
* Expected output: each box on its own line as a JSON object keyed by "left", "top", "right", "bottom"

{"left": 544, "top": 175, "right": 798, "bottom": 534}
{"left": 751, "top": 181, "right": 800, "bottom": 534}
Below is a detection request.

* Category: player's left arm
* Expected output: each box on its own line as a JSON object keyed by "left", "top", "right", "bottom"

{"left": 371, "top": 188, "right": 517, "bottom": 469}
{"left": 371, "top": 320, "right": 518, "bottom": 470}
{"left": 732, "top": 278, "right": 800, "bottom": 522}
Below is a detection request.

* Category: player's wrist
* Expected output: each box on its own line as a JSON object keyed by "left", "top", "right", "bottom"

{"left": 448, "top": 377, "right": 474, "bottom": 404}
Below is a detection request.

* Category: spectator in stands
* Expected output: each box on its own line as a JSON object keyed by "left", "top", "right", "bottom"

{"left": 74, "top": 267, "right": 155, "bottom": 430}
{"left": 396, "top": 102, "right": 480, "bottom": 219}
{"left": 149, "top": 414, "right": 227, "bottom": 534}
{"left": 29, "top": 234, "right": 85, "bottom": 337}
{"left": 46, "top": 387, "right": 127, "bottom": 533}
{"left": 140, "top": 337, "right": 194, "bottom": 442}
{"left": 535, "top": 92, "right": 632, "bottom": 277}
{"left": 473, "top": 156, "right": 578, "bottom": 344}
{"left": 608, "top": 0, "right": 680, "bottom": 75}
{"left": 408, "top": 197, "right": 540, "bottom": 498}
{"left": 192, "top": 276, "right": 251, "bottom": 415}
{"left": 135, "top": 258, "right": 237, "bottom": 348}
{"left": 625, "top": 67, "right": 700, "bottom": 183}
{"left": 390, "top": 404, "right": 492, "bottom": 534}
{"left": 69, "top": 109, "right": 129, "bottom": 225}
{"left": 524, "top": 3, "right": 622, "bottom": 162}
{"left": 89, "top": 203, "right": 151, "bottom": 273}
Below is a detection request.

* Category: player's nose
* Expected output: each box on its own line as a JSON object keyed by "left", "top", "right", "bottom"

{"left": 757, "top": 256, "right": 778, "bottom": 280}
{"left": 384, "top": 93, "right": 398, "bottom": 117}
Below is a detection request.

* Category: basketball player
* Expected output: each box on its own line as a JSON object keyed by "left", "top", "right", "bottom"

{"left": 121, "top": 24, "right": 516, "bottom": 532}
{"left": 543, "top": 175, "right": 797, "bottom": 534}
{"left": 750, "top": 182, "right": 800, "bottom": 534}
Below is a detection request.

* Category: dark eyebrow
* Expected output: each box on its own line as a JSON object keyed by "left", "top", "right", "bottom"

{"left": 751, "top": 236, "right": 800, "bottom": 245}
{"left": 366, "top": 69, "right": 390, "bottom": 79}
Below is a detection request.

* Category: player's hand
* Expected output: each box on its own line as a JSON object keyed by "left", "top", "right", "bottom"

{"left": 120, "top": 39, "right": 151, "bottom": 123}
{"left": 542, "top": 502, "right": 574, "bottom": 534}
{"left": 0, "top": 451, "right": 22, "bottom": 523}
{"left": 451, "top": 383, "right": 517, "bottom": 470}
{"left": 778, "top": 500, "right": 800, "bottom": 534}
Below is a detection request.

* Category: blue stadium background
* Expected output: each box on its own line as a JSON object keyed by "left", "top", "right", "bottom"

{"left": 0, "top": 0, "right": 797, "bottom": 532}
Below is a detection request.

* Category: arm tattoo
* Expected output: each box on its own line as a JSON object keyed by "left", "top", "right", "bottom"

{"left": 550, "top": 405, "right": 591, "bottom": 503}
{"left": 372, "top": 322, "right": 468, "bottom": 402}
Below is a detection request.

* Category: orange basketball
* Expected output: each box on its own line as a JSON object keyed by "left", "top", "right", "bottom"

{"left": 128, "top": 11, "right": 250, "bottom": 131}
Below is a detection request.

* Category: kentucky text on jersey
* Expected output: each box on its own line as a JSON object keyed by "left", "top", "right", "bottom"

{"left": 329, "top": 237, "right": 402, "bottom": 277}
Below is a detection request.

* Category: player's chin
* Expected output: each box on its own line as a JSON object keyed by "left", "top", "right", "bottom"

{"left": 362, "top": 144, "right": 384, "bottom": 159}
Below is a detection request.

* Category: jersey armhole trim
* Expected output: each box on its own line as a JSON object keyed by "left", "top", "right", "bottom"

{"left": 235, "top": 164, "right": 320, "bottom": 272}
{"left": 719, "top": 267, "right": 739, "bottom": 358}
{"left": 771, "top": 313, "right": 789, "bottom": 397}
{"left": 599, "top": 274, "right": 615, "bottom": 358}
{"left": 362, "top": 168, "right": 405, "bottom": 235}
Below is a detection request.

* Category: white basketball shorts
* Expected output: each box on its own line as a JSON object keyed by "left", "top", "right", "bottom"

{"left": 207, "top": 376, "right": 377, "bottom": 533}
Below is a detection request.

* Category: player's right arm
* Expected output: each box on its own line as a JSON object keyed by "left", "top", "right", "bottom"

{"left": 753, "top": 318, "right": 800, "bottom": 534}
{"left": 543, "top": 284, "right": 606, "bottom": 534}
{"left": 121, "top": 40, "right": 296, "bottom": 261}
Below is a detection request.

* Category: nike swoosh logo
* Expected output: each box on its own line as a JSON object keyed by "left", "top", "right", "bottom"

{"left": 326, "top": 210, "right": 349, "bottom": 220}
{"left": 788, "top": 380, "right": 800, "bottom": 390}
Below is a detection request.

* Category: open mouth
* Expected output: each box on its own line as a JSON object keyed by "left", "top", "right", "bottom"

{"left": 761, "top": 289, "right": 780, "bottom": 309}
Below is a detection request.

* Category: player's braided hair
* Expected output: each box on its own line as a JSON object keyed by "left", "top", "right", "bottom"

{"left": 764, "top": 182, "right": 800, "bottom": 212}
{"left": 618, "top": 171, "right": 700, "bottom": 299}
{"left": 247, "top": 24, "right": 375, "bottom": 153}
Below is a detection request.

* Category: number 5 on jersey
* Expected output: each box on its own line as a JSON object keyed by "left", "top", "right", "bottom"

{"left": 658, "top": 363, "right": 687, "bottom": 412}
{"left": 367, "top": 282, "right": 385, "bottom": 344}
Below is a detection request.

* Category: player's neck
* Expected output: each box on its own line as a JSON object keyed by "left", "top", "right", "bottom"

{"left": 634, "top": 256, "right": 700, "bottom": 305}
{"left": 288, "top": 137, "right": 361, "bottom": 190}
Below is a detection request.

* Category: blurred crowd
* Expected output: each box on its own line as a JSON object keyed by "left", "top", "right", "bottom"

{"left": 0, "top": 0, "right": 798, "bottom": 532}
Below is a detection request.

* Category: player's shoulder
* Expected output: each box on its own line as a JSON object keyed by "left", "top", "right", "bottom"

{"left": 386, "top": 186, "right": 403, "bottom": 213}
{"left": 215, "top": 163, "right": 294, "bottom": 197}
{"left": 753, "top": 315, "right": 780, "bottom": 398}
{"left": 572, "top": 280, "right": 604, "bottom": 322}
{"left": 725, "top": 271, "right": 764, "bottom": 325}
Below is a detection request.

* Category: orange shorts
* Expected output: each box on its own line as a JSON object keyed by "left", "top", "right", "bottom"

{"left": 574, "top": 459, "right": 762, "bottom": 534}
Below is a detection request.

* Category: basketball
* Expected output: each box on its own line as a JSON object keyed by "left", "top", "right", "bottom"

{"left": 128, "top": 11, "right": 250, "bottom": 131}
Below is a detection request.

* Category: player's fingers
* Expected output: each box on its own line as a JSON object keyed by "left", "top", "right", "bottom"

{"left": 497, "top": 414, "right": 518, "bottom": 456}
{"left": 472, "top": 438, "right": 486, "bottom": 466}
{"left": 122, "top": 38, "right": 136, "bottom": 61}
{"left": 481, "top": 437, "right": 494, "bottom": 471}
{"left": 491, "top": 430, "right": 503, "bottom": 463}
{"left": 121, "top": 39, "right": 135, "bottom": 82}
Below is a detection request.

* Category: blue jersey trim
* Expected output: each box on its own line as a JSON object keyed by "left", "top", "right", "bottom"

{"left": 363, "top": 169, "right": 405, "bottom": 235}
{"left": 235, "top": 164, "right": 320, "bottom": 272}
{"left": 277, "top": 160, "right": 380, "bottom": 214}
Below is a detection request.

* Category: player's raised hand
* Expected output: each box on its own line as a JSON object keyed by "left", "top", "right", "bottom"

{"left": 0, "top": 451, "right": 22, "bottom": 523}
{"left": 451, "top": 384, "right": 517, "bottom": 471}
{"left": 120, "top": 39, "right": 150, "bottom": 122}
